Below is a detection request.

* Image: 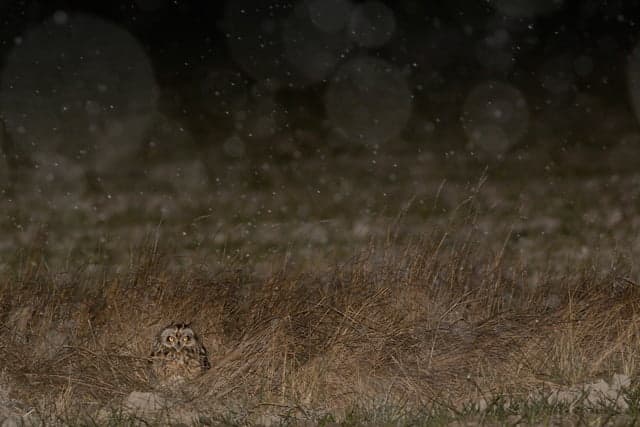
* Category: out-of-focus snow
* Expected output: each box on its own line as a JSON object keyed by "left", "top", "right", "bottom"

{"left": 0, "top": 12, "right": 158, "bottom": 175}
{"left": 325, "top": 56, "right": 412, "bottom": 145}
{"left": 461, "top": 81, "right": 529, "bottom": 155}
{"left": 347, "top": 1, "right": 396, "bottom": 48}
{"left": 305, "top": 0, "right": 352, "bottom": 34}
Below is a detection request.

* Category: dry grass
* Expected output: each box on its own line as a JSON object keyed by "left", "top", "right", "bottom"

{"left": 2, "top": 220, "right": 640, "bottom": 424}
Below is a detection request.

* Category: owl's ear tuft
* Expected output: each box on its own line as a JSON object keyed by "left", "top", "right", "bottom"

{"left": 173, "top": 321, "right": 191, "bottom": 329}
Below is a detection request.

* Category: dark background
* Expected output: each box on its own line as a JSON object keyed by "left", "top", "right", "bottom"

{"left": 2, "top": 0, "right": 640, "bottom": 179}
{"left": 0, "top": 0, "right": 639, "bottom": 280}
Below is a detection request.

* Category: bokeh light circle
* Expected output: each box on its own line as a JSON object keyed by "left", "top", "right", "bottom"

{"left": 282, "top": 3, "right": 350, "bottom": 84}
{"left": 348, "top": 1, "right": 396, "bottom": 48}
{"left": 305, "top": 0, "right": 352, "bottom": 34}
{"left": 0, "top": 12, "right": 158, "bottom": 173}
{"left": 325, "top": 56, "right": 412, "bottom": 145}
{"left": 225, "top": 0, "right": 347, "bottom": 87}
{"left": 461, "top": 81, "right": 529, "bottom": 154}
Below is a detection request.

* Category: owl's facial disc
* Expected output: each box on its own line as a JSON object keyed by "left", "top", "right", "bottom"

{"left": 160, "top": 327, "right": 178, "bottom": 348}
{"left": 158, "top": 323, "right": 198, "bottom": 352}
{"left": 180, "top": 330, "right": 195, "bottom": 347}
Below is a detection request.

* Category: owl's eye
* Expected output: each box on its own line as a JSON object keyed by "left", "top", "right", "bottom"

{"left": 167, "top": 336, "right": 175, "bottom": 342}
{"left": 182, "top": 336, "right": 190, "bottom": 343}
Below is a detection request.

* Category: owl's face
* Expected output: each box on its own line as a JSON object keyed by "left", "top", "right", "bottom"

{"left": 150, "top": 322, "right": 211, "bottom": 385}
{"left": 158, "top": 323, "right": 198, "bottom": 353}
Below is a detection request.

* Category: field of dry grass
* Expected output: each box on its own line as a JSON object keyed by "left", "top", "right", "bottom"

{"left": 2, "top": 146, "right": 640, "bottom": 425}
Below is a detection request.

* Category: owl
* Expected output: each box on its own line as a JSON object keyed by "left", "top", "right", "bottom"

{"left": 149, "top": 322, "right": 210, "bottom": 386}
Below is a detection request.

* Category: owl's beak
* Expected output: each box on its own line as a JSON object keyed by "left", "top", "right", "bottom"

{"left": 175, "top": 342, "right": 183, "bottom": 351}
